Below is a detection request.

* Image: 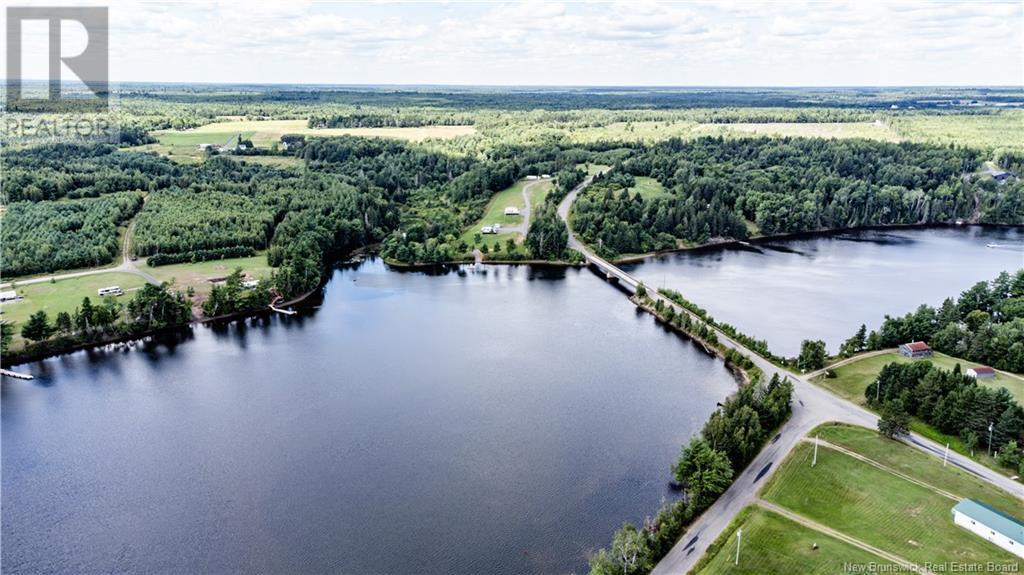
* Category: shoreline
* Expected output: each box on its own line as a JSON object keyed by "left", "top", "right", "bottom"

{"left": 3, "top": 222, "right": 1017, "bottom": 370}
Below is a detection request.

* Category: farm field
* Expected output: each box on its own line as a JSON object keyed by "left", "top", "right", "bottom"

{"left": 761, "top": 439, "right": 1018, "bottom": 566}
{"left": 146, "top": 253, "right": 275, "bottom": 297}
{"left": 154, "top": 119, "right": 476, "bottom": 148}
{"left": 695, "top": 506, "right": 885, "bottom": 575}
{"left": 695, "top": 121, "right": 900, "bottom": 141}
{"left": 816, "top": 350, "right": 1024, "bottom": 404}
{"left": 0, "top": 272, "right": 149, "bottom": 348}
{"left": 891, "top": 111, "right": 1024, "bottom": 153}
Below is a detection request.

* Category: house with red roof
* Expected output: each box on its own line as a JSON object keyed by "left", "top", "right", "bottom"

{"left": 898, "top": 341, "right": 933, "bottom": 359}
{"left": 966, "top": 366, "right": 996, "bottom": 380}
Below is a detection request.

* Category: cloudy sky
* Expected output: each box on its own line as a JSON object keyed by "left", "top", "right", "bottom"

{"left": 6, "top": 0, "right": 1023, "bottom": 86}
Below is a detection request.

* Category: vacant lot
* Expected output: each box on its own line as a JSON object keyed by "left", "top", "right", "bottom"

{"left": 695, "top": 121, "right": 900, "bottom": 141}
{"left": 761, "top": 441, "right": 1017, "bottom": 566}
{"left": 457, "top": 179, "right": 550, "bottom": 256}
{"left": 0, "top": 272, "right": 149, "bottom": 348}
{"left": 629, "top": 176, "right": 667, "bottom": 200}
{"left": 816, "top": 350, "right": 1023, "bottom": 403}
{"left": 812, "top": 423, "right": 1021, "bottom": 514}
{"left": 696, "top": 506, "right": 884, "bottom": 574}
{"left": 146, "top": 253, "right": 274, "bottom": 297}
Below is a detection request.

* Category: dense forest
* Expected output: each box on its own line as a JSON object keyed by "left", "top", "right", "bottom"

{"left": 867, "top": 361, "right": 1022, "bottom": 474}
{"left": 2, "top": 192, "right": 144, "bottom": 276}
{"left": 571, "top": 137, "right": 1021, "bottom": 258}
{"left": 845, "top": 270, "right": 1024, "bottom": 373}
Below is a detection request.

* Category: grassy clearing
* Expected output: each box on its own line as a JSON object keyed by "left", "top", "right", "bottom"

{"left": 695, "top": 121, "right": 900, "bottom": 141}
{"left": 0, "top": 272, "right": 149, "bottom": 349}
{"left": 154, "top": 119, "right": 475, "bottom": 148}
{"left": 456, "top": 179, "right": 535, "bottom": 252}
{"left": 815, "top": 351, "right": 1023, "bottom": 404}
{"left": 696, "top": 505, "right": 885, "bottom": 574}
{"left": 583, "top": 163, "right": 611, "bottom": 176}
{"left": 628, "top": 176, "right": 667, "bottom": 200}
{"left": 562, "top": 120, "right": 698, "bottom": 144}
{"left": 761, "top": 441, "right": 1018, "bottom": 565}
{"left": 145, "top": 253, "right": 274, "bottom": 297}
{"left": 812, "top": 423, "right": 1021, "bottom": 515}
{"left": 526, "top": 179, "right": 553, "bottom": 211}
{"left": 890, "top": 111, "right": 1024, "bottom": 154}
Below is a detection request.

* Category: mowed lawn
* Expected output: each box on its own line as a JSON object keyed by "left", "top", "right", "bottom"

{"left": 0, "top": 272, "right": 149, "bottom": 348}
{"left": 697, "top": 506, "right": 884, "bottom": 574}
{"left": 146, "top": 253, "right": 275, "bottom": 297}
{"left": 456, "top": 179, "right": 540, "bottom": 254}
{"left": 816, "top": 350, "right": 1023, "bottom": 404}
{"left": 761, "top": 441, "right": 1018, "bottom": 566}
{"left": 812, "top": 423, "right": 1021, "bottom": 515}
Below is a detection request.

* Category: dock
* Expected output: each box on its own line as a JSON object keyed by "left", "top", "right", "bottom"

{"left": 1, "top": 368, "right": 34, "bottom": 380}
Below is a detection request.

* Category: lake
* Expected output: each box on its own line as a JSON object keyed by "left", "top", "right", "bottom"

{"left": 1, "top": 261, "right": 738, "bottom": 575}
{"left": 624, "top": 226, "right": 1024, "bottom": 357}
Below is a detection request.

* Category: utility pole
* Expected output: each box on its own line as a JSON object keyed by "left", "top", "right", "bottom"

{"left": 735, "top": 528, "right": 742, "bottom": 565}
{"left": 875, "top": 377, "right": 881, "bottom": 403}
{"left": 812, "top": 434, "right": 819, "bottom": 467}
{"left": 943, "top": 443, "right": 949, "bottom": 467}
{"left": 988, "top": 421, "right": 994, "bottom": 457}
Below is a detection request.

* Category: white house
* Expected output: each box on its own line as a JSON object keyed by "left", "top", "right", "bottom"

{"left": 0, "top": 290, "right": 20, "bottom": 302}
{"left": 966, "top": 366, "right": 996, "bottom": 380}
{"left": 504, "top": 206, "right": 520, "bottom": 216}
{"left": 952, "top": 499, "right": 1024, "bottom": 558}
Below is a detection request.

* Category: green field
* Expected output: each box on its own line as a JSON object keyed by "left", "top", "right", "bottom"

{"left": 816, "top": 351, "right": 1024, "bottom": 404}
{"left": 761, "top": 441, "right": 1018, "bottom": 566}
{"left": 891, "top": 111, "right": 1024, "bottom": 153}
{"left": 695, "top": 121, "right": 900, "bottom": 141}
{"left": 812, "top": 423, "right": 1021, "bottom": 514}
{"left": 146, "top": 253, "right": 275, "bottom": 297}
{"left": 0, "top": 272, "right": 149, "bottom": 348}
{"left": 696, "top": 506, "right": 885, "bottom": 575}
{"left": 456, "top": 179, "right": 543, "bottom": 256}
{"left": 154, "top": 119, "right": 476, "bottom": 148}
{"left": 527, "top": 179, "right": 553, "bottom": 211}
{"left": 628, "top": 176, "right": 667, "bottom": 200}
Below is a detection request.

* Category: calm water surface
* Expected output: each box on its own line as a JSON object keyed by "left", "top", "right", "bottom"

{"left": 625, "top": 226, "right": 1024, "bottom": 357}
{"left": 2, "top": 261, "right": 738, "bottom": 575}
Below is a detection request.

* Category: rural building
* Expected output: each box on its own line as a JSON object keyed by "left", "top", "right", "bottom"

{"left": 0, "top": 290, "right": 21, "bottom": 302}
{"left": 504, "top": 207, "right": 520, "bottom": 216}
{"left": 993, "top": 171, "right": 1018, "bottom": 183}
{"left": 951, "top": 499, "right": 1024, "bottom": 558}
{"left": 966, "top": 366, "right": 995, "bottom": 379}
{"left": 898, "top": 341, "right": 933, "bottom": 358}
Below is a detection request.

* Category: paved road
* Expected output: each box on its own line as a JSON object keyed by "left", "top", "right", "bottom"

{"left": 1, "top": 215, "right": 160, "bottom": 289}
{"left": 556, "top": 176, "right": 1023, "bottom": 575}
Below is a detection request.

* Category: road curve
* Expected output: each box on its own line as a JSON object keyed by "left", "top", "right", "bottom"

{"left": 556, "top": 176, "right": 1023, "bottom": 575}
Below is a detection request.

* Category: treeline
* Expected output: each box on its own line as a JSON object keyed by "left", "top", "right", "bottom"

{"left": 2, "top": 192, "right": 144, "bottom": 276}
{"left": 573, "top": 137, "right": 1022, "bottom": 258}
{"left": 202, "top": 269, "right": 271, "bottom": 317}
{"left": 848, "top": 270, "right": 1024, "bottom": 372}
{"left": 2, "top": 143, "right": 181, "bottom": 202}
{"left": 866, "top": 361, "right": 1022, "bottom": 473}
{"left": 147, "top": 246, "right": 256, "bottom": 267}
{"left": 589, "top": 374, "right": 792, "bottom": 575}
{"left": 308, "top": 112, "right": 474, "bottom": 128}
{"left": 9, "top": 283, "right": 192, "bottom": 362}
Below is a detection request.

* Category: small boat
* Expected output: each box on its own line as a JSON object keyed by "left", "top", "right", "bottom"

{"left": 986, "top": 243, "right": 1000, "bottom": 248}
